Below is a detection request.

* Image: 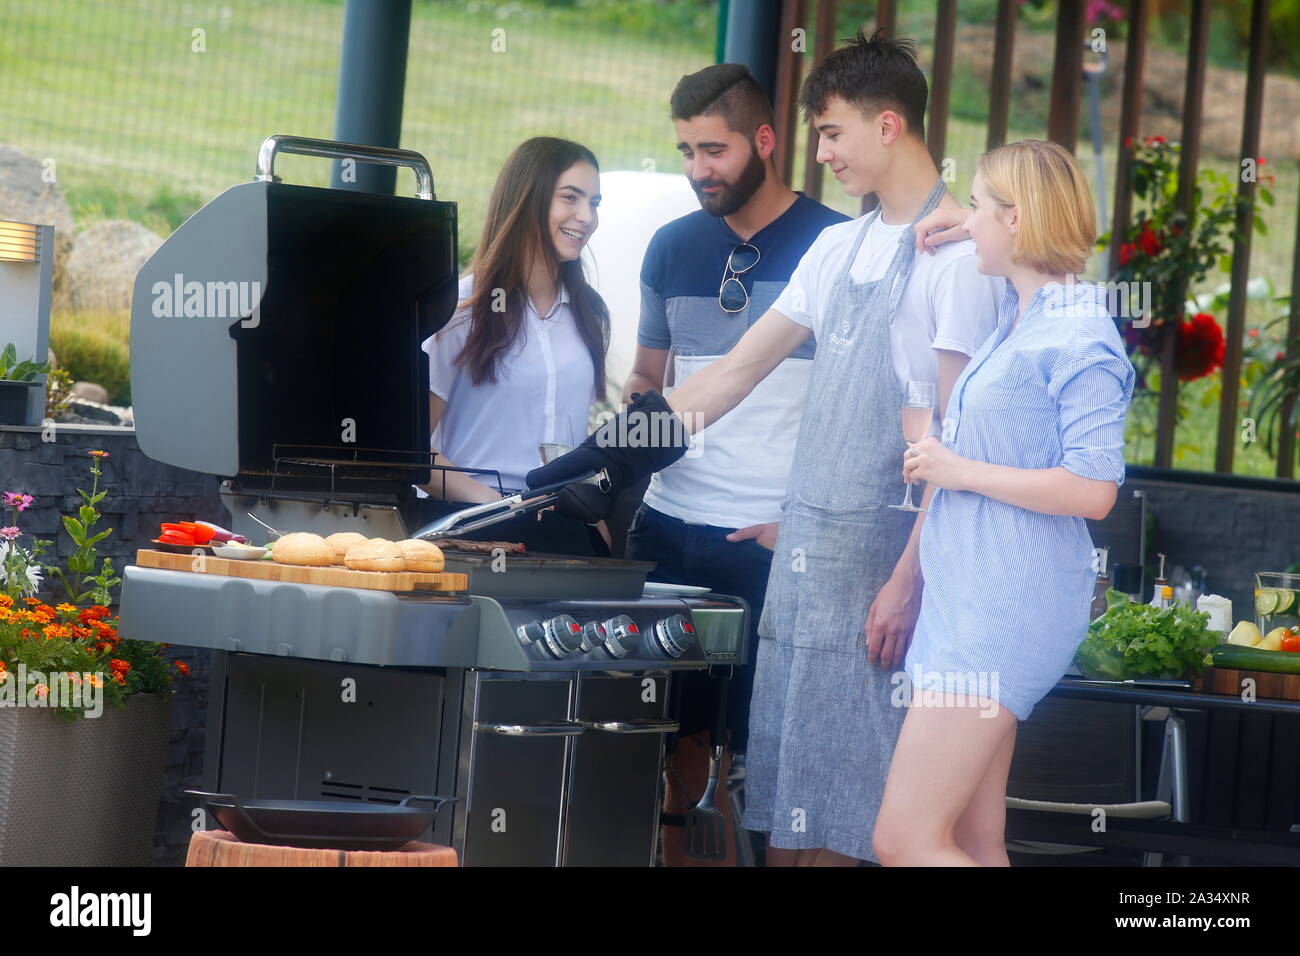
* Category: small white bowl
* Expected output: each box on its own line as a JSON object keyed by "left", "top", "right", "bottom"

{"left": 213, "top": 544, "right": 267, "bottom": 560}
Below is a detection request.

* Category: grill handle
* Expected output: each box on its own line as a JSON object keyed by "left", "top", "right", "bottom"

{"left": 254, "top": 134, "right": 436, "bottom": 200}
{"left": 474, "top": 720, "right": 585, "bottom": 737}
{"left": 581, "top": 719, "right": 681, "bottom": 735}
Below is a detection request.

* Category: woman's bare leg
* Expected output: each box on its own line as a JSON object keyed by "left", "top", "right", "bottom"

{"left": 952, "top": 721, "right": 1017, "bottom": 867}
{"left": 872, "top": 691, "right": 1018, "bottom": 866}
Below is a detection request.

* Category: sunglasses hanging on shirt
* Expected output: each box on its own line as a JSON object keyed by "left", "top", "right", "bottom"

{"left": 719, "top": 242, "right": 761, "bottom": 313}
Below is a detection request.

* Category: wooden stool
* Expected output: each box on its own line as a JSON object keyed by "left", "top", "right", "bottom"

{"left": 186, "top": 829, "right": 458, "bottom": 867}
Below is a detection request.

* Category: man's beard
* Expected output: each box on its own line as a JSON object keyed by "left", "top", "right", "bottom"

{"left": 692, "top": 145, "right": 767, "bottom": 217}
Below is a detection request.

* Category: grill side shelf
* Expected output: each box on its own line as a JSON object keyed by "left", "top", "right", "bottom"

{"left": 118, "top": 565, "right": 477, "bottom": 667}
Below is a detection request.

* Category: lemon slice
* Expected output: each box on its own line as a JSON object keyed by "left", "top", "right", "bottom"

{"left": 1256, "top": 589, "right": 1280, "bottom": 615}
{"left": 1275, "top": 589, "right": 1296, "bottom": 613}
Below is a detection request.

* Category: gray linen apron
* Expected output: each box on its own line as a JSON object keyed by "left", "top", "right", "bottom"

{"left": 741, "top": 178, "right": 947, "bottom": 861}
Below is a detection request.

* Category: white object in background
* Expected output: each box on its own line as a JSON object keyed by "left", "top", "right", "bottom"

{"left": 1196, "top": 594, "right": 1232, "bottom": 634}
{"left": 581, "top": 171, "right": 701, "bottom": 400}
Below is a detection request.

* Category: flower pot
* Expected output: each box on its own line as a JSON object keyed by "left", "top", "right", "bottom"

{"left": 0, "top": 692, "right": 172, "bottom": 866}
{"left": 0, "top": 379, "right": 41, "bottom": 425}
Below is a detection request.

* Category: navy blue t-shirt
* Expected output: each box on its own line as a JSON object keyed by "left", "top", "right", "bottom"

{"left": 638, "top": 192, "right": 849, "bottom": 360}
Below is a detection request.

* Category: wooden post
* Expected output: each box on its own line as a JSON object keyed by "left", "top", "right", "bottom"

{"left": 803, "top": 0, "right": 838, "bottom": 200}
{"left": 927, "top": 0, "right": 957, "bottom": 166}
{"left": 861, "top": 0, "right": 897, "bottom": 215}
{"left": 771, "top": 0, "right": 807, "bottom": 185}
{"left": 1108, "top": 0, "right": 1149, "bottom": 278}
{"left": 1153, "top": 0, "right": 1211, "bottom": 468}
{"left": 1046, "top": 0, "right": 1084, "bottom": 150}
{"left": 1278, "top": 168, "right": 1300, "bottom": 478}
{"left": 986, "top": 0, "right": 1016, "bottom": 151}
{"left": 1215, "top": 0, "right": 1271, "bottom": 474}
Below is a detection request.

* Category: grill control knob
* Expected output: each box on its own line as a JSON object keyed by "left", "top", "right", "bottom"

{"left": 541, "top": 614, "right": 584, "bottom": 659}
{"left": 600, "top": 614, "right": 640, "bottom": 659}
{"left": 516, "top": 620, "right": 547, "bottom": 647}
{"left": 652, "top": 613, "right": 696, "bottom": 658}
{"left": 579, "top": 620, "right": 606, "bottom": 654}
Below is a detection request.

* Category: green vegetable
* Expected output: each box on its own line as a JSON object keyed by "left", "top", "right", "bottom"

{"left": 1205, "top": 643, "right": 1300, "bottom": 675}
{"left": 1074, "top": 589, "right": 1218, "bottom": 680}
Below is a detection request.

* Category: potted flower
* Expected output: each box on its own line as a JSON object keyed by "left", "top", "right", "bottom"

{"left": 0, "top": 452, "right": 187, "bottom": 866}
{"left": 0, "top": 342, "right": 50, "bottom": 425}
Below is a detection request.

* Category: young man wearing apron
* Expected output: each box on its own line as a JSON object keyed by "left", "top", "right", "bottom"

{"left": 622, "top": 63, "right": 848, "bottom": 866}
{"left": 529, "top": 29, "right": 1002, "bottom": 864}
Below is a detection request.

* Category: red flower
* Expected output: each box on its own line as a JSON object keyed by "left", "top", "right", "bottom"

{"left": 1138, "top": 226, "right": 1162, "bottom": 257}
{"left": 1124, "top": 136, "right": 1133, "bottom": 148}
{"left": 1175, "top": 312, "right": 1225, "bottom": 382}
{"left": 1119, "top": 243, "right": 1137, "bottom": 266}
{"left": 174, "top": 660, "right": 190, "bottom": 677}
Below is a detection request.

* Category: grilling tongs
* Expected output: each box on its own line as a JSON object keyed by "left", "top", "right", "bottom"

{"left": 411, "top": 469, "right": 609, "bottom": 542}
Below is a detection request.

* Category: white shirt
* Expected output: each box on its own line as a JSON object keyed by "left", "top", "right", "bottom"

{"left": 413, "top": 274, "right": 598, "bottom": 497}
{"left": 772, "top": 213, "right": 1003, "bottom": 436}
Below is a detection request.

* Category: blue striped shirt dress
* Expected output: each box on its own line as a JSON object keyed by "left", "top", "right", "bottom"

{"left": 903, "top": 280, "right": 1136, "bottom": 721}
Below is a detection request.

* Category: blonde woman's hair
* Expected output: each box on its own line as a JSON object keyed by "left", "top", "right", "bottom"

{"left": 977, "top": 139, "right": 1096, "bottom": 275}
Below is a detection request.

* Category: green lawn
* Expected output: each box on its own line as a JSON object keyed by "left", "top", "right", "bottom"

{"left": 2, "top": 0, "right": 1296, "bottom": 476}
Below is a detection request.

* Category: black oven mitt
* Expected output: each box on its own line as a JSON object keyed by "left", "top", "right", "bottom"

{"left": 526, "top": 389, "right": 691, "bottom": 523}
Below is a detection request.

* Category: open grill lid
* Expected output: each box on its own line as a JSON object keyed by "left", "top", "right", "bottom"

{"left": 130, "top": 136, "right": 459, "bottom": 495}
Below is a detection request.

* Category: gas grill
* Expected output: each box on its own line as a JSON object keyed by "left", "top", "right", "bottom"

{"left": 118, "top": 136, "right": 749, "bottom": 866}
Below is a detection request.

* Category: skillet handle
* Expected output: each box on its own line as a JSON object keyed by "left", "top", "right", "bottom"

{"left": 398, "top": 794, "right": 460, "bottom": 815}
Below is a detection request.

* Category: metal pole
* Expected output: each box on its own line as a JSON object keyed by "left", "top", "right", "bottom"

{"left": 331, "top": 0, "right": 413, "bottom": 195}
{"left": 723, "top": 0, "right": 782, "bottom": 103}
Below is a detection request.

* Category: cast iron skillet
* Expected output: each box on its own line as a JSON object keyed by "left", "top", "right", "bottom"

{"left": 183, "top": 790, "right": 458, "bottom": 851}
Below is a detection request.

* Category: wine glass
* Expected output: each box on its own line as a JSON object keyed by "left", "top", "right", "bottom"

{"left": 889, "top": 380, "right": 936, "bottom": 513}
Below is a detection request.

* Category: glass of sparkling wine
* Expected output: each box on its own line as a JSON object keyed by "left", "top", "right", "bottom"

{"left": 889, "top": 380, "right": 936, "bottom": 513}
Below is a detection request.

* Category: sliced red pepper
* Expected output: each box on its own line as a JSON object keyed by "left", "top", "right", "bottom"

{"left": 189, "top": 524, "right": 216, "bottom": 544}
{"left": 158, "top": 531, "right": 195, "bottom": 546}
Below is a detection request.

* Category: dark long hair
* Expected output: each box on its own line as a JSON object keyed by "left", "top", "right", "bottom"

{"left": 456, "top": 137, "right": 609, "bottom": 401}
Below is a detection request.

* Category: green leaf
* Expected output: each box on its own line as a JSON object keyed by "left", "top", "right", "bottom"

{"left": 85, "top": 529, "right": 112, "bottom": 546}
{"left": 79, "top": 505, "right": 96, "bottom": 528}
{"left": 1260, "top": 188, "right": 1274, "bottom": 206}
{"left": 61, "top": 515, "right": 85, "bottom": 543}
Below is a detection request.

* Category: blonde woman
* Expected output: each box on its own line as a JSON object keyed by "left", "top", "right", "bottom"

{"left": 871, "top": 140, "right": 1135, "bottom": 866}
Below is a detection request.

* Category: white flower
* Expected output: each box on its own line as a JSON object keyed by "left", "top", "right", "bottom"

{"left": 0, "top": 541, "right": 43, "bottom": 596}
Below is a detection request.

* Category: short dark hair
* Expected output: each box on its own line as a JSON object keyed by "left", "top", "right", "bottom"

{"left": 799, "top": 28, "right": 927, "bottom": 140}
{"left": 670, "top": 63, "right": 776, "bottom": 140}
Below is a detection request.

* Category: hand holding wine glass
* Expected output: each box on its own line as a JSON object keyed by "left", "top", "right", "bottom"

{"left": 889, "top": 380, "right": 936, "bottom": 513}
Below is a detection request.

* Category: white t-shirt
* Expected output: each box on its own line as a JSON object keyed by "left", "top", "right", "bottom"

{"left": 772, "top": 213, "right": 1002, "bottom": 436}
{"left": 413, "top": 274, "right": 598, "bottom": 497}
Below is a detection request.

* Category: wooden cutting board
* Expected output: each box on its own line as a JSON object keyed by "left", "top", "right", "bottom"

{"left": 1203, "top": 666, "right": 1300, "bottom": 701}
{"left": 135, "top": 549, "right": 468, "bottom": 593}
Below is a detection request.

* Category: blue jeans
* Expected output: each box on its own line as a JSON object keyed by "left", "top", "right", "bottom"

{"left": 625, "top": 503, "right": 773, "bottom": 754}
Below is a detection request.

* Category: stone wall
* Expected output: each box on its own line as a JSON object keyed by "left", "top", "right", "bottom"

{"left": 1126, "top": 466, "right": 1300, "bottom": 616}
{"left": 0, "top": 423, "right": 224, "bottom": 866}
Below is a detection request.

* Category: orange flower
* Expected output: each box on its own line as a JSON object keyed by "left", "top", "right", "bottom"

{"left": 174, "top": 660, "right": 190, "bottom": 676}
{"left": 42, "top": 624, "right": 72, "bottom": 639}
{"left": 33, "top": 684, "right": 48, "bottom": 699}
{"left": 55, "top": 603, "right": 77, "bottom": 615}
{"left": 88, "top": 450, "right": 109, "bottom": 458}
{"left": 66, "top": 672, "right": 82, "bottom": 685}
{"left": 0, "top": 594, "right": 12, "bottom": 608}
{"left": 71, "top": 626, "right": 92, "bottom": 640}
{"left": 87, "top": 673, "right": 103, "bottom": 689}
{"left": 0, "top": 608, "right": 11, "bottom": 622}
{"left": 0, "top": 662, "right": 7, "bottom": 677}
{"left": 22, "top": 597, "right": 40, "bottom": 606}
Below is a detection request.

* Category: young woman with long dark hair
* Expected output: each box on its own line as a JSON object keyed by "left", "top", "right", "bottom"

{"left": 411, "top": 136, "right": 612, "bottom": 555}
